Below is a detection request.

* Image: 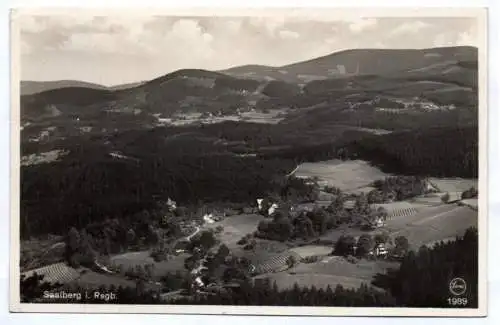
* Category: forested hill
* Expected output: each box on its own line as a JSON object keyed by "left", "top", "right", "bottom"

{"left": 262, "top": 125, "right": 478, "bottom": 178}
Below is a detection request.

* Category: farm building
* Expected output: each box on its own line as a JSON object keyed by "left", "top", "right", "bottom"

{"left": 166, "top": 197, "right": 177, "bottom": 211}
{"left": 268, "top": 203, "right": 279, "bottom": 216}
{"left": 203, "top": 214, "right": 215, "bottom": 224}
{"left": 256, "top": 198, "right": 264, "bottom": 211}
{"left": 373, "top": 244, "right": 389, "bottom": 257}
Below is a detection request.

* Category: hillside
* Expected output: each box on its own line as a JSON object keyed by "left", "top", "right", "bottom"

{"left": 20, "top": 46, "right": 478, "bottom": 154}
{"left": 221, "top": 46, "right": 477, "bottom": 83}
{"left": 20, "top": 80, "right": 108, "bottom": 96}
{"left": 21, "top": 80, "right": 147, "bottom": 96}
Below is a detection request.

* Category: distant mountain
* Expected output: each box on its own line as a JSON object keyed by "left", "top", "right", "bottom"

{"left": 21, "top": 87, "right": 120, "bottom": 121}
{"left": 220, "top": 46, "right": 478, "bottom": 83}
{"left": 20, "top": 46, "right": 478, "bottom": 138}
{"left": 109, "top": 81, "right": 146, "bottom": 91}
{"left": 19, "top": 69, "right": 261, "bottom": 126}
{"left": 21, "top": 80, "right": 108, "bottom": 96}
{"left": 21, "top": 80, "right": 147, "bottom": 96}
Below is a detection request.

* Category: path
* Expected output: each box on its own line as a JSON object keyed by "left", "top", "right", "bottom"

{"left": 185, "top": 226, "right": 201, "bottom": 242}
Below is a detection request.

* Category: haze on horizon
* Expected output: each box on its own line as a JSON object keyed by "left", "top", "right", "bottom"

{"left": 18, "top": 14, "right": 479, "bottom": 86}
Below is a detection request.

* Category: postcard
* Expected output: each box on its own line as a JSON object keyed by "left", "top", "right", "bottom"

{"left": 10, "top": 7, "right": 488, "bottom": 316}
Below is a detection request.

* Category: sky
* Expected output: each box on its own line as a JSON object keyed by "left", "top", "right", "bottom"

{"left": 17, "top": 12, "right": 480, "bottom": 86}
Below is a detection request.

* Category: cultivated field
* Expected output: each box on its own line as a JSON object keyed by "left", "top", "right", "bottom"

{"left": 21, "top": 262, "right": 81, "bottom": 284}
{"left": 385, "top": 205, "right": 477, "bottom": 249}
{"left": 248, "top": 251, "right": 302, "bottom": 274}
{"left": 293, "top": 160, "right": 390, "bottom": 191}
{"left": 371, "top": 201, "right": 425, "bottom": 219}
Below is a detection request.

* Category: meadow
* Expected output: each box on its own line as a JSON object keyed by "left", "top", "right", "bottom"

{"left": 255, "top": 256, "right": 399, "bottom": 290}
{"left": 109, "top": 251, "right": 189, "bottom": 279}
{"left": 384, "top": 205, "right": 477, "bottom": 249}
{"left": 293, "top": 159, "right": 390, "bottom": 191}
{"left": 429, "top": 178, "right": 478, "bottom": 193}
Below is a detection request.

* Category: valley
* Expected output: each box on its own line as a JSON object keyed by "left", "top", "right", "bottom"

{"left": 19, "top": 45, "right": 480, "bottom": 307}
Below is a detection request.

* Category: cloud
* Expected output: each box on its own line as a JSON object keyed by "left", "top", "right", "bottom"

{"left": 432, "top": 33, "right": 455, "bottom": 47}
{"left": 389, "top": 21, "right": 431, "bottom": 37}
{"left": 348, "top": 18, "right": 378, "bottom": 33}
{"left": 278, "top": 30, "right": 299, "bottom": 40}
{"left": 19, "top": 15, "right": 480, "bottom": 85}
{"left": 456, "top": 31, "right": 475, "bottom": 46}
{"left": 248, "top": 16, "right": 286, "bottom": 36}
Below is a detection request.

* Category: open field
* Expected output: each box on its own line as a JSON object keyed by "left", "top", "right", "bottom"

{"left": 109, "top": 251, "right": 189, "bottom": 279}
{"left": 460, "top": 198, "right": 479, "bottom": 210}
{"left": 255, "top": 256, "right": 399, "bottom": 290}
{"left": 71, "top": 270, "right": 138, "bottom": 289}
{"left": 317, "top": 200, "right": 476, "bottom": 250}
{"left": 318, "top": 226, "right": 376, "bottom": 245}
{"left": 385, "top": 205, "right": 477, "bottom": 249}
{"left": 258, "top": 273, "right": 369, "bottom": 290}
{"left": 292, "top": 160, "right": 390, "bottom": 191}
{"left": 205, "top": 213, "right": 265, "bottom": 249}
{"left": 410, "top": 194, "right": 446, "bottom": 206}
{"left": 289, "top": 245, "right": 333, "bottom": 258}
{"left": 429, "top": 178, "right": 478, "bottom": 193}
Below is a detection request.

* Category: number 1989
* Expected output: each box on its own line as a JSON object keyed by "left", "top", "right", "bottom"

{"left": 447, "top": 297, "right": 468, "bottom": 306}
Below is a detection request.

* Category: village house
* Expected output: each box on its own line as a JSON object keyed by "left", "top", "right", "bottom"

{"left": 268, "top": 203, "right": 279, "bottom": 216}
{"left": 203, "top": 213, "right": 215, "bottom": 224}
{"left": 374, "top": 243, "right": 389, "bottom": 257}
{"left": 166, "top": 197, "right": 177, "bottom": 211}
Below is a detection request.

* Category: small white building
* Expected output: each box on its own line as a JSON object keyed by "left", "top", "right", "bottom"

{"left": 166, "top": 197, "right": 177, "bottom": 211}
{"left": 203, "top": 213, "right": 215, "bottom": 224}
{"left": 374, "top": 244, "right": 388, "bottom": 257}
{"left": 257, "top": 199, "right": 264, "bottom": 211}
{"left": 268, "top": 203, "right": 279, "bottom": 216}
{"left": 193, "top": 276, "right": 205, "bottom": 288}
{"left": 374, "top": 217, "right": 385, "bottom": 228}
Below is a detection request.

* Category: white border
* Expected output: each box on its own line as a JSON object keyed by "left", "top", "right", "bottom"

{"left": 8, "top": 6, "right": 488, "bottom": 317}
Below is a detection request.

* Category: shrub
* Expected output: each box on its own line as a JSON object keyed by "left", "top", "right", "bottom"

{"left": 237, "top": 237, "right": 248, "bottom": 246}
{"left": 461, "top": 187, "right": 478, "bottom": 200}
{"left": 302, "top": 256, "right": 320, "bottom": 263}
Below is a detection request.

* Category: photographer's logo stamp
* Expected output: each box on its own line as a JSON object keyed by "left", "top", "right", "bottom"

{"left": 449, "top": 277, "right": 467, "bottom": 296}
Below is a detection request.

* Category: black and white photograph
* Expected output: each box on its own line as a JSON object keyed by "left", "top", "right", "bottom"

{"left": 10, "top": 7, "right": 487, "bottom": 316}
